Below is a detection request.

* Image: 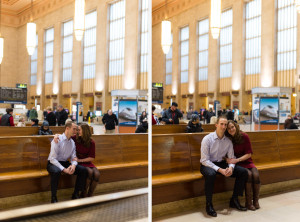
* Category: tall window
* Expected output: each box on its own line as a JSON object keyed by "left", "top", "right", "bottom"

{"left": 198, "top": 18, "right": 209, "bottom": 81}
{"left": 165, "top": 34, "right": 173, "bottom": 85}
{"left": 109, "top": 0, "right": 125, "bottom": 77}
{"left": 245, "top": 0, "right": 261, "bottom": 76}
{"left": 140, "top": 0, "right": 149, "bottom": 74}
{"left": 220, "top": 9, "right": 232, "bottom": 79}
{"left": 44, "top": 28, "right": 54, "bottom": 84}
{"left": 277, "top": 0, "right": 297, "bottom": 72}
{"left": 30, "top": 35, "right": 38, "bottom": 85}
{"left": 83, "top": 11, "right": 97, "bottom": 79}
{"left": 62, "top": 20, "right": 73, "bottom": 82}
{"left": 180, "top": 26, "right": 189, "bottom": 83}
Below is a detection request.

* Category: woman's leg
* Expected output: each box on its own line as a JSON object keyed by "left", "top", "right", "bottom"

{"left": 251, "top": 167, "right": 261, "bottom": 209}
{"left": 245, "top": 168, "right": 255, "bottom": 210}
{"left": 87, "top": 168, "right": 100, "bottom": 197}
{"left": 81, "top": 167, "right": 93, "bottom": 198}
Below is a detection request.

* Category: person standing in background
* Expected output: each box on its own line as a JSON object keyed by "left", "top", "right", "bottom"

{"left": 102, "top": 110, "right": 119, "bottom": 134}
{"left": 29, "top": 107, "right": 38, "bottom": 121}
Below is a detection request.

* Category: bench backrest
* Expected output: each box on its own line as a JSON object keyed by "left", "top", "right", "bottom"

{"left": 0, "top": 137, "right": 41, "bottom": 173}
{"left": 152, "top": 124, "right": 216, "bottom": 134}
{"left": 0, "top": 126, "right": 93, "bottom": 136}
{"left": 153, "top": 130, "right": 297, "bottom": 176}
{"left": 152, "top": 134, "right": 192, "bottom": 176}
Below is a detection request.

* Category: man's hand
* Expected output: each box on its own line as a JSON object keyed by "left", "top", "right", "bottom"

{"left": 53, "top": 134, "right": 60, "bottom": 143}
{"left": 225, "top": 167, "right": 233, "bottom": 177}
{"left": 218, "top": 168, "right": 227, "bottom": 176}
{"left": 62, "top": 168, "right": 71, "bottom": 175}
{"left": 226, "top": 158, "right": 239, "bottom": 164}
{"left": 67, "top": 165, "right": 76, "bottom": 175}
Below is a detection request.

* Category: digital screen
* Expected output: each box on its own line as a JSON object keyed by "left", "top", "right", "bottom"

{"left": 152, "top": 83, "right": 163, "bottom": 103}
{"left": 0, "top": 87, "right": 27, "bottom": 104}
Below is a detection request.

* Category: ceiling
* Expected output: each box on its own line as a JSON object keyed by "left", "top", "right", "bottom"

{"left": 152, "top": 0, "right": 176, "bottom": 11}
{"left": 1, "top": 0, "right": 36, "bottom": 13}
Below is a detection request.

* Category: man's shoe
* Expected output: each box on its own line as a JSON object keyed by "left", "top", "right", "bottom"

{"left": 72, "top": 193, "right": 80, "bottom": 200}
{"left": 51, "top": 196, "right": 58, "bottom": 203}
{"left": 206, "top": 202, "right": 217, "bottom": 217}
{"left": 229, "top": 197, "right": 247, "bottom": 211}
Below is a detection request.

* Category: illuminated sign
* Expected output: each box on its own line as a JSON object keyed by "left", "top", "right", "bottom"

{"left": 152, "top": 83, "right": 163, "bottom": 88}
{"left": 16, "top": 84, "right": 27, "bottom": 89}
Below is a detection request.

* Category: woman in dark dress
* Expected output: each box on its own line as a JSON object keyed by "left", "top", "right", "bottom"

{"left": 225, "top": 120, "right": 260, "bottom": 211}
{"left": 72, "top": 123, "right": 100, "bottom": 197}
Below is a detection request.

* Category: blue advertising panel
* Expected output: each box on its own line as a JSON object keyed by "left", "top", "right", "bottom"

{"left": 259, "top": 97, "right": 279, "bottom": 124}
{"left": 118, "top": 100, "right": 137, "bottom": 126}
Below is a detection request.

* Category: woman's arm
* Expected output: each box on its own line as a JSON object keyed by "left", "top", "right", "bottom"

{"left": 227, "top": 153, "right": 252, "bottom": 164}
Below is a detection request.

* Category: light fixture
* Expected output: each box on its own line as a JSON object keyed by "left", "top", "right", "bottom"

{"left": 295, "top": 0, "right": 300, "bottom": 13}
{"left": 161, "top": 20, "right": 172, "bottom": 54}
{"left": 293, "top": 93, "right": 297, "bottom": 97}
{"left": 0, "top": 0, "right": 3, "bottom": 64}
{"left": 26, "top": 0, "right": 36, "bottom": 56}
{"left": 74, "top": 0, "right": 85, "bottom": 41}
{"left": 210, "top": 0, "right": 221, "bottom": 39}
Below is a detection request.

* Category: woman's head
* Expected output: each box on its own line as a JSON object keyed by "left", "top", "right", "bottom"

{"left": 225, "top": 120, "right": 243, "bottom": 144}
{"left": 77, "top": 123, "right": 92, "bottom": 147}
{"left": 19, "top": 117, "right": 24, "bottom": 122}
{"left": 142, "top": 111, "right": 146, "bottom": 117}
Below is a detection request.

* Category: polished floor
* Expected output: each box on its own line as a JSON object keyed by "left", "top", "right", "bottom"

{"left": 155, "top": 190, "right": 300, "bottom": 222}
{"left": 18, "top": 194, "right": 148, "bottom": 222}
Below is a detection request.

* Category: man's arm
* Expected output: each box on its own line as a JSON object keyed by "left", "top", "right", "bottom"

{"left": 70, "top": 142, "right": 78, "bottom": 167}
{"left": 114, "top": 115, "right": 118, "bottom": 125}
{"left": 177, "top": 109, "right": 183, "bottom": 118}
{"left": 48, "top": 140, "right": 64, "bottom": 171}
{"left": 162, "top": 111, "right": 170, "bottom": 123}
{"left": 200, "top": 137, "right": 220, "bottom": 172}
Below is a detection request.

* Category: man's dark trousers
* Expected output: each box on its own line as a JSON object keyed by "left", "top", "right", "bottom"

{"left": 47, "top": 161, "right": 87, "bottom": 197}
{"left": 200, "top": 161, "right": 248, "bottom": 202}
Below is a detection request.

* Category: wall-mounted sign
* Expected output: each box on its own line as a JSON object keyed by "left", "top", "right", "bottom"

{"left": 16, "top": 84, "right": 27, "bottom": 89}
{"left": 152, "top": 82, "right": 163, "bottom": 104}
{"left": 0, "top": 87, "right": 27, "bottom": 104}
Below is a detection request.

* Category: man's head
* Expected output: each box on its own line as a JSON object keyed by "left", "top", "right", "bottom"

{"left": 215, "top": 115, "right": 228, "bottom": 136}
{"left": 171, "top": 102, "right": 178, "bottom": 111}
{"left": 32, "top": 107, "right": 36, "bottom": 110}
{"left": 47, "top": 106, "right": 52, "bottom": 112}
{"left": 58, "top": 105, "right": 63, "bottom": 111}
{"left": 65, "top": 122, "right": 77, "bottom": 137}
{"left": 108, "top": 109, "right": 113, "bottom": 115}
{"left": 42, "top": 121, "right": 49, "bottom": 130}
{"left": 6, "top": 108, "right": 13, "bottom": 115}
{"left": 191, "top": 114, "right": 199, "bottom": 124}
{"left": 31, "top": 119, "right": 39, "bottom": 126}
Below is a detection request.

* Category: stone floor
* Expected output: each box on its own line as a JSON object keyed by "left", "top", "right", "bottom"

{"left": 154, "top": 190, "right": 300, "bottom": 222}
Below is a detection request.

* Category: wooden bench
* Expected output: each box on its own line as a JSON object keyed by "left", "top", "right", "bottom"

{"left": 0, "top": 126, "right": 94, "bottom": 136}
{"left": 0, "top": 134, "right": 147, "bottom": 198}
{"left": 152, "top": 124, "right": 216, "bottom": 134}
{"left": 152, "top": 131, "right": 300, "bottom": 205}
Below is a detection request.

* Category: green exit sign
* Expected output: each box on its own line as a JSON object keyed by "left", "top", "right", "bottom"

{"left": 16, "top": 84, "right": 27, "bottom": 89}
{"left": 152, "top": 83, "right": 163, "bottom": 88}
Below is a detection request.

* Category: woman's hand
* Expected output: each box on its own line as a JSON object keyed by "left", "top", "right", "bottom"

{"left": 226, "top": 158, "right": 239, "bottom": 164}
{"left": 53, "top": 134, "right": 60, "bottom": 143}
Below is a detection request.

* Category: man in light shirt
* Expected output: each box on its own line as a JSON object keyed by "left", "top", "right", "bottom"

{"left": 200, "top": 116, "right": 248, "bottom": 217}
{"left": 47, "top": 122, "right": 87, "bottom": 203}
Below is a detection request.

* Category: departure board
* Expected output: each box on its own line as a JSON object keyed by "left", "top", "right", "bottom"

{"left": 152, "top": 83, "right": 163, "bottom": 104}
{"left": 0, "top": 87, "right": 27, "bottom": 104}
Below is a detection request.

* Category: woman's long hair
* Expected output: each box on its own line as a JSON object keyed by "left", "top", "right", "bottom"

{"left": 225, "top": 120, "right": 244, "bottom": 145}
{"left": 76, "top": 123, "right": 92, "bottom": 148}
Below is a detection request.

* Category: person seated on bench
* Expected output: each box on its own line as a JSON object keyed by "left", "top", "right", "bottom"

{"left": 225, "top": 120, "right": 261, "bottom": 211}
{"left": 0, "top": 108, "right": 14, "bottom": 126}
{"left": 47, "top": 122, "right": 87, "bottom": 203}
{"left": 72, "top": 123, "right": 100, "bottom": 197}
{"left": 38, "top": 121, "right": 53, "bottom": 135}
{"left": 200, "top": 115, "right": 248, "bottom": 217}
{"left": 31, "top": 118, "right": 39, "bottom": 127}
{"left": 185, "top": 114, "right": 203, "bottom": 133}
{"left": 54, "top": 123, "right": 100, "bottom": 197}
{"left": 16, "top": 117, "right": 26, "bottom": 127}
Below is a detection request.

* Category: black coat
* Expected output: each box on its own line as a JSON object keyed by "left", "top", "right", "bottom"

{"left": 102, "top": 113, "right": 118, "bottom": 130}
{"left": 46, "top": 112, "right": 57, "bottom": 126}
{"left": 56, "top": 109, "right": 68, "bottom": 126}
{"left": 162, "top": 108, "right": 183, "bottom": 124}
{"left": 185, "top": 121, "right": 203, "bottom": 133}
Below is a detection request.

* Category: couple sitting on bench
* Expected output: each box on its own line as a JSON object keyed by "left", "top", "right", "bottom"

{"left": 200, "top": 116, "right": 260, "bottom": 217}
{"left": 47, "top": 122, "right": 100, "bottom": 203}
